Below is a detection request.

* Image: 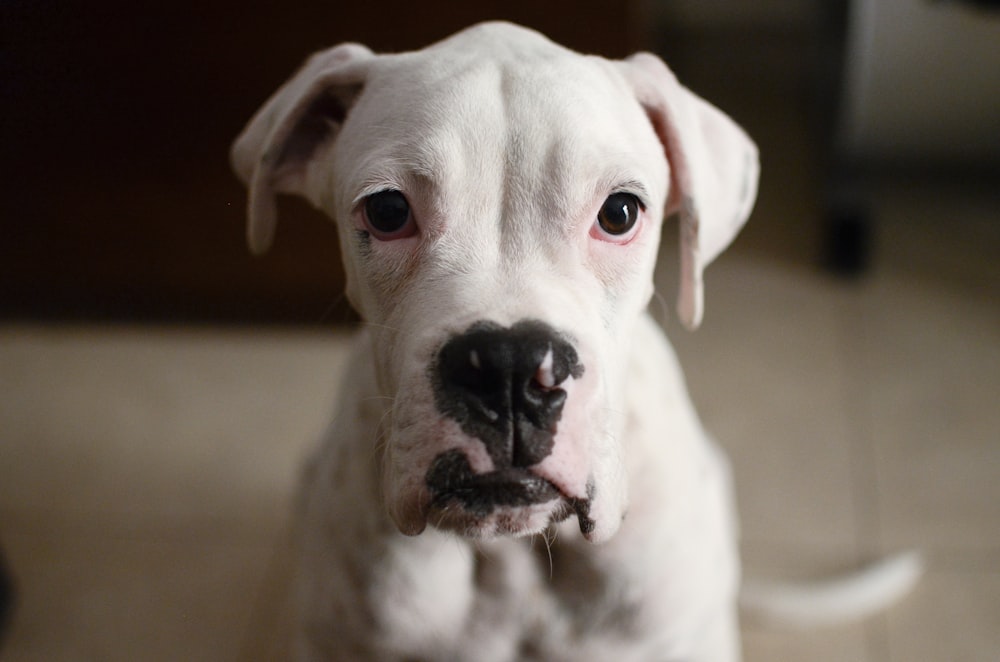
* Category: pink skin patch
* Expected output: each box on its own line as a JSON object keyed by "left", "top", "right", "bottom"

{"left": 524, "top": 374, "right": 594, "bottom": 502}
{"left": 535, "top": 347, "right": 556, "bottom": 388}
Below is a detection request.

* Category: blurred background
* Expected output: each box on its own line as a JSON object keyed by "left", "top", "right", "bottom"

{"left": 3, "top": 0, "right": 999, "bottom": 321}
{"left": 2, "top": 1, "right": 998, "bottom": 660}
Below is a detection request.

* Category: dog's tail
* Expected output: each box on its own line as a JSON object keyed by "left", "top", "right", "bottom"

{"left": 738, "top": 550, "right": 924, "bottom": 629}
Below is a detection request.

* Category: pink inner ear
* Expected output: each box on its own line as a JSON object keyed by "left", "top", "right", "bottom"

{"left": 231, "top": 42, "right": 374, "bottom": 255}
{"left": 677, "top": 202, "right": 704, "bottom": 331}
{"left": 271, "top": 87, "right": 356, "bottom": 188}
{"left": 247, "top": 169, "right": 279, "bottom": 255}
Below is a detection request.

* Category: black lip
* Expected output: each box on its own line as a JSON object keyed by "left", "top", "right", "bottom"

{"left": 427, "top": 449, "right": 561, "bottom": 517}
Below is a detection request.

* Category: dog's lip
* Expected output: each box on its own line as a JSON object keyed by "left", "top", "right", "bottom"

{"left": 426, "top": 449, "right": 563, "bottom": 511}
{"left": 429, "top": 466, "right": 562, "bottom": 510}
{"left": 425, "top": 449, "right": 596, "bottom": 535}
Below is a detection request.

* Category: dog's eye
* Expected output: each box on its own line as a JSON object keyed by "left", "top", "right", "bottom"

{"left": 596, "top": 193, "right": 641, "bottom": 237}
{"left": 363, "top": 190, "right": 415, "bottom": 239}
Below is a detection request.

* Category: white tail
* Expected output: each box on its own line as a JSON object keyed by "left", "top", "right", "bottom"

{"left": 740, "top": 551, "right": 924, "bottom": 630}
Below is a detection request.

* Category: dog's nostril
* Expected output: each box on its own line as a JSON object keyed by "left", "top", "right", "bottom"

{"left": 446, "top": 347, "right": 502, "bottom": 394}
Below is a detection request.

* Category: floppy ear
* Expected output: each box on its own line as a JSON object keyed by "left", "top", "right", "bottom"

{"left": 230, "top": 43, "right": 374, "bottom": 254}
{"left": 619, "top": 53, "right": 759, "bottom": 329}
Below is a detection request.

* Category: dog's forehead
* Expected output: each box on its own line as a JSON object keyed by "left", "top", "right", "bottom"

{"left": 334, "top": 25, "right": 667, "bottom": 214}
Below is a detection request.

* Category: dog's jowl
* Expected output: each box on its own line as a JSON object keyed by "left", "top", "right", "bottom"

{"left": 233, "top": 21, "right": 760, "bottom": 661}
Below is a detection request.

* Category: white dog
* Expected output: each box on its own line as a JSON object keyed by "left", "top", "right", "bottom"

{"left": 231, "top": 22, "right": 919, "bottom": 661}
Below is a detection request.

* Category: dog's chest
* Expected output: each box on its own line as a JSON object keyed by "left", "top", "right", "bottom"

{"left": 371, "top": 534, "right": 659, "bottom": 662}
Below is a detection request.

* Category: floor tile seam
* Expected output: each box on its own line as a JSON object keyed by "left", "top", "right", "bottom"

{"left": 834, "top": 293, "right": 889, "bottom": 661}
{"left": 739, "top": 537, "right": 863, "bottom": 563}
{"left": 235, "top": 530, "right": 297, "bottom": 662}
{"left": 834, "top": 294, "right": 884, "bottom": 553}
{"left": 0, "top": 507, "right": 285, "bottom": 546}
{"left": 0, "top": 322, "right": 351, "bottom": 342}
{"left": 917, "top": 549, "right": 1000, "bottom": 574}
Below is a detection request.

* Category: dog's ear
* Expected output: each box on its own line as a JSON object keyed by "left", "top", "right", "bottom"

{"left": 230, "top": 43, "right": 374, "bottom": 254}
{"left": 619, "top": 53, "right": 759, "bottom": 329}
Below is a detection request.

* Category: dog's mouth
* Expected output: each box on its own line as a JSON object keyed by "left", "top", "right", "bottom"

{"left": 427, "top": 449, "right": 561, "bottom": 513}
{"left": 425, "top": 449, "right": 594, "bottom": 536}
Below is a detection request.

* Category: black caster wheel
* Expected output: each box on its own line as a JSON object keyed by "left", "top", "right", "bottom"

{"left": 823, "top": 202, "right": 872, "bottom": 277}
{"left": 0, "top": 546, "right": 13, "bottom": 646}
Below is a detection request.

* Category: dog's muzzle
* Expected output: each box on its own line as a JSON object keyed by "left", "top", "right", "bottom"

{"left": 428, "top": 320, "right": 584, "bottom": 514}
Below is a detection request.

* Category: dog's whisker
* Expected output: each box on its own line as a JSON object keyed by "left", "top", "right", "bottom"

{"left": 317, "top": 291, "right": 351, "bottom": 324}
{"left": 358, "top": 320, "right": 404, "bottom": 335}
{"left": 359, "top": 395, "right": 396, "bottom": 403}
{"left": 367, "top": 406, "right": 397, "bottom": 469}
{"left": 540, "top": 530, "right": 555, "bottom": 580}
{"left": 650, "top": 287, "right": 671, "bottom": 328}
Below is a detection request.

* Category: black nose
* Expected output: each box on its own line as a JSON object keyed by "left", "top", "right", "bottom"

{"left": 434, "top": 320, "right": 583, "bottom": 468}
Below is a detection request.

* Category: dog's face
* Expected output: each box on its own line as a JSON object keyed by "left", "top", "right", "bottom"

{"left": 231, "top": 22, "right": 758, "bottom": 543}
{"left": 329, "top": 34, "right": 668, "bottom": 542}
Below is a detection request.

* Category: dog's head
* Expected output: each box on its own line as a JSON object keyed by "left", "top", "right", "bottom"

{"left": 231, "top": 22, "right": 757, "bottom": 543}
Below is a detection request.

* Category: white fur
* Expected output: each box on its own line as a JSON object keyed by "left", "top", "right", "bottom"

{"left": 740, "top": 551, "right": 925, "bottom": 630}
{"left": 231, "top": 22, "right": 915, "bottom": 661}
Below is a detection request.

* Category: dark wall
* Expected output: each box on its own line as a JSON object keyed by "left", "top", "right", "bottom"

{"left": 2, "top": 2, "right": 643, "bottom": 323}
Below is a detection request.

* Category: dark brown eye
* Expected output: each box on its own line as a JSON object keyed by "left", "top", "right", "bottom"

{"left": 597, "top": 192, "right": 640, "bottom": 236}
{"left": 364, "top": 190, "right": 413, "bottom": 239}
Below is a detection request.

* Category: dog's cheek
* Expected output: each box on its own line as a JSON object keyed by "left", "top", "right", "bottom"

{"left": 341, "top": 229, "right": 423, "bottom": 321}
{"left": 384, "top": 479, "right": 429, "bottom": 536}
{"left": 382, "top": 422, "right": 453, "bottom": 537}
{"left": 333, "top": 223, "right": 371, "bottom": 314}
{"left": 587, "top": 229, "right": 661, "bottom": 323}
{"left": 382, "top": 375, "right": 496, "bottom": 536}
{"left": 579, "top": 342, "right": 632, "bottom": 541}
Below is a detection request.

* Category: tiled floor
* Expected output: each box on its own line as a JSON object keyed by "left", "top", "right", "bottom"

{"left": 2, "top": 30, "right": 999, "bottom": 662}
